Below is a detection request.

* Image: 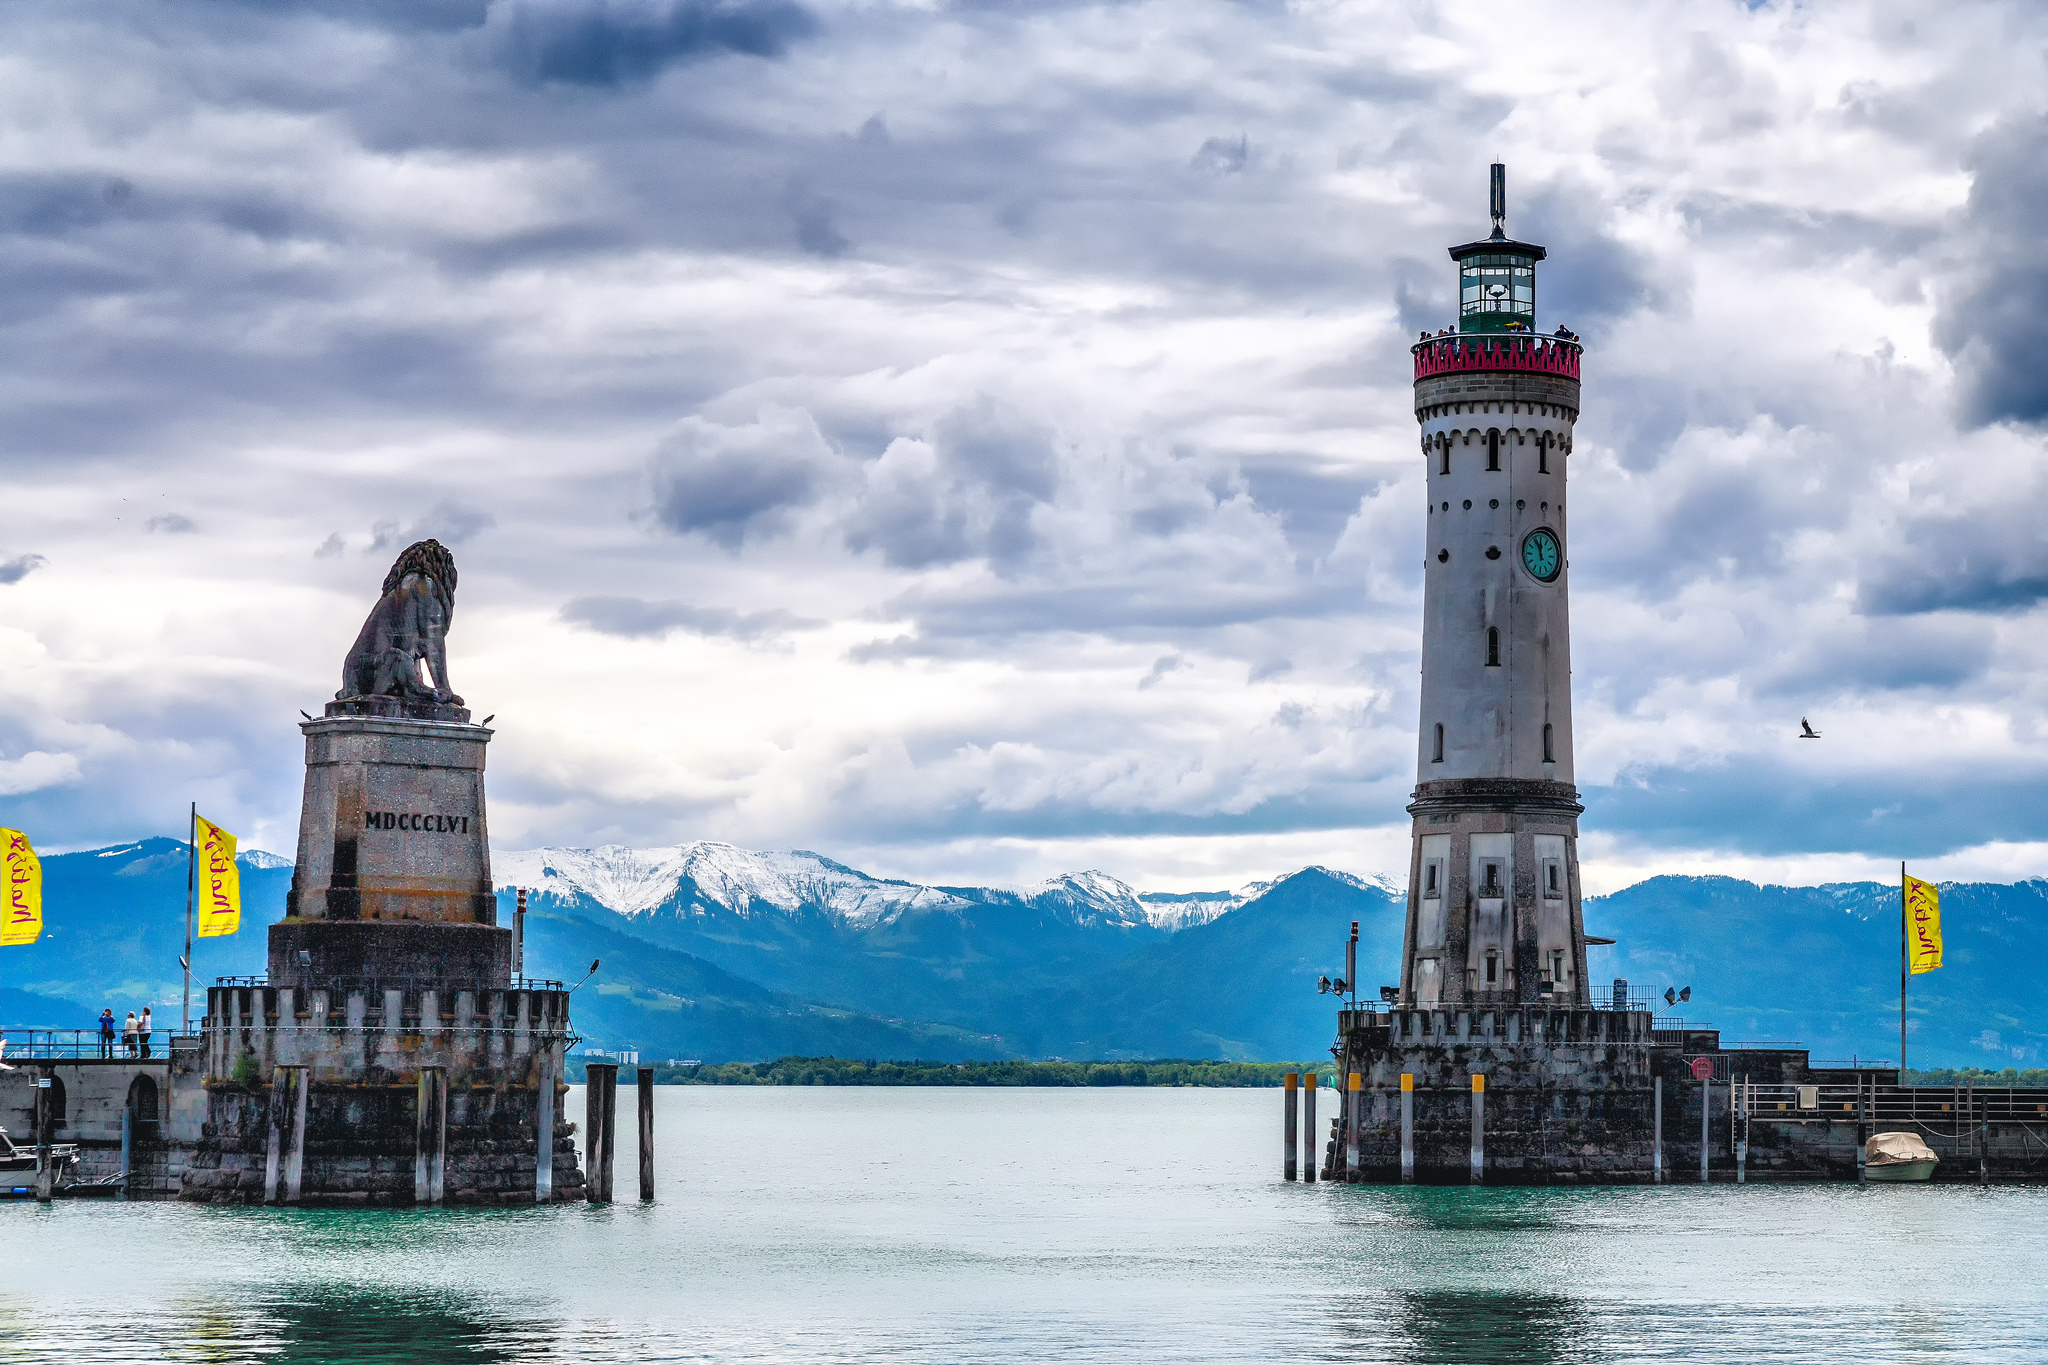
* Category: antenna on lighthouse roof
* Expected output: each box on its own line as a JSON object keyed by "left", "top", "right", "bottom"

{"left": 1489, "top": 162, "right": 1507, "bottom": 239}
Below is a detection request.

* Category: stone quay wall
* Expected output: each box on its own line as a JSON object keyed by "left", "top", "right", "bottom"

{"left": 1327, "top": 1009, "right": 2048, "bottom": 1184}
{"left": 181, "top": 981, "right": 584, "bottom": 1204}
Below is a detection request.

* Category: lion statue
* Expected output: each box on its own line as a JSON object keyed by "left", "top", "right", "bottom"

{"left": 336, "top": 539, "right": 464, "bottom": 706}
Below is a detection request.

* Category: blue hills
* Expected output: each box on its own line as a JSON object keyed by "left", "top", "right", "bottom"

{"left": 0, "top": 838, "right": 2038, "bottom": 1069}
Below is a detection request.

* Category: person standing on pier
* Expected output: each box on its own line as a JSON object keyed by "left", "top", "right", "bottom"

{"left": 123, "top": 1010, "right": 139, "bottom": 1057}
{"left": 139, "top": 1006, "right": 153, "bottom": 1058}
{"left": 98, "top": 1008, "right": 115, "bottom": 1059}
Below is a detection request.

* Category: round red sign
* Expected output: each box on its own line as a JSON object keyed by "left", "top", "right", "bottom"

{"left": 1690, "top": 1057, "right": 1714, "bottom": 1081}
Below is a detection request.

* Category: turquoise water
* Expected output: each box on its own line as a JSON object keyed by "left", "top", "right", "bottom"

{"left": 2, "top": 1086, "right": 2044, "bottom": 1362}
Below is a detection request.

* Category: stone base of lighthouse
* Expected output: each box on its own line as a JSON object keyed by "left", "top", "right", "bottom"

{"left": 1328, "top": 1006, "right": 1660, "bottom": 1184}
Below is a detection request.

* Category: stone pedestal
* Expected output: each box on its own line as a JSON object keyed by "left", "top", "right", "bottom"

{"left": 186, "top": 707, "right": 587, "bottom": 1205}
{"left": 283, "top": 711, "right": 497, "bottom": 930}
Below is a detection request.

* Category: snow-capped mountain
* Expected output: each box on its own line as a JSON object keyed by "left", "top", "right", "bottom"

{"left": 491, "top": 841, "right": 1293, "bottom": 935}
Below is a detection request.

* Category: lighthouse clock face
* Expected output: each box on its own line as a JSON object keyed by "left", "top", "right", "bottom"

{"left": 1521, "top": 528, "right": 1562, "bottom": 582}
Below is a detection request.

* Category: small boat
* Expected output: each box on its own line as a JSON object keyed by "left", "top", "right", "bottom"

{"left": 1865, "top": 1131, "right": 1939, "bottom": 1182}
{"left": 0, "top": 1126, "right": 79, "bottom": 1193}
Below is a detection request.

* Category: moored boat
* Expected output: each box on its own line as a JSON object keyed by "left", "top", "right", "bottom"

{"left": 1864, "top": 1131, "right": 1939, "bottom": 1182}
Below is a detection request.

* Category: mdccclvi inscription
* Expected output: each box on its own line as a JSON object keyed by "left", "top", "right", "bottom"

{"left": 364, "top": 811, "right": 473, "bottom": 834}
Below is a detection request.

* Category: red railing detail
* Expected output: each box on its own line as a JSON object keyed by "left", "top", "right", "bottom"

{"left": 1413, "top": 335, "right": 1581, "bottom": 382}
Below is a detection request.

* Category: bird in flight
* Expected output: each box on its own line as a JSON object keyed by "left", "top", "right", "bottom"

{"left": 1799, "top": 719, "right": 1821, "bottom": 739}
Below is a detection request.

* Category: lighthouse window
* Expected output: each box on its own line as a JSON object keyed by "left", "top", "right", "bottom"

{"left": 1423, "top": 859, "right": 1443, "bottom": 899}
{"left": 1485, "top": 952, "right": 1499, "bottom": 985}
{"left": 1479, "top": 860, "right": 1503, "bottom": 896}
{"left": 1486, "top": 628, "right": 1500, "bottom": 667}
{"left": 1539, "top": 447, "right": 1549, "bottom": 474}
{"left": 1550, "top": 950, "right": 1567, "bottom": 983}
{"left": 1459, "top": 253, "right": 1537, "bottom": 331}
{"left": 1544, "top": 858, "right": 1563, "bottom": 898}
{"left": 1441, "top": 446, "right": 1450, "bottom": 476}
{"left": 1543, "top": 722, "right": 1554, "bottom": 762}
{"left": 1486, "top": 430, "right": 1500, "bottom": 470}
{"left": 1432, "top": 723, "right": 1444, "bottom": 762}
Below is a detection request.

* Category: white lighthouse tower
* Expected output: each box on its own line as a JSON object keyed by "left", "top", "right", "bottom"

{"left": 1399, "top": 165, "right": 1590, "bottom": 1009}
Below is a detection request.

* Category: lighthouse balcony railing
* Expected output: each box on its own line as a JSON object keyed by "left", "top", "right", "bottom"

{"left": 1413, "top": 333, "right": 1581, "bottom": 381}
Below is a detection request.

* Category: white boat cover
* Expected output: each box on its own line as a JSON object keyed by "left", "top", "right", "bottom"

{"left": 1866, "top": 1131, "right": 1939, "bottom": 1166}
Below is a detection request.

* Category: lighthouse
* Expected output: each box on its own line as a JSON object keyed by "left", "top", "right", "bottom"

{"left": 1400, "top": 164, "right": 1588, "bottom": 1009}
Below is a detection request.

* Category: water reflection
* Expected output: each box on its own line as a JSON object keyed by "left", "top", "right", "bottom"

{"left": 1331, "top": 1290, "right": 1598, "bottom": 1365}
{"left": 146, "top": 1288, "right": 549, "bottom": 1365}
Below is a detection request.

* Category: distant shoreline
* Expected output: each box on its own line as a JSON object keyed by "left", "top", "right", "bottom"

{"left": 567, "top": 1056, "right": 1335, "bottom": 1087}
{"left": 563, "top": 1056, "right": 2048, "bottom": 1089}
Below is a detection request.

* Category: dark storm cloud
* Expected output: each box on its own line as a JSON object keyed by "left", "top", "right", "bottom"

{"left": 560, "top": 595, "right": 821, "bottom": 640}
{"left": 649, "top": 409, "right": 840, "bottom": 549}
{"left": 1857, "top": 504, "right": 2048, "bottom": 616}
{"left": 0, "top": 555, "right": 46, "bottom": 585}
{"left": 494, "top": 0, "right": 821, "bottom": 87}
{"left": 1934, "top": 113, "right": 2048, "bottom": 427}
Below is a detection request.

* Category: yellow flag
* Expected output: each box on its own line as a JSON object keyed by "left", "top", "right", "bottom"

{"left": 195, "top": 815, "right": 241, "bottom": 938}
{"left": 1906, "top": 874, "right": 1942, "bottom": 974}
{"left": 0, "top": 828, "right": 40, "bottom": 946}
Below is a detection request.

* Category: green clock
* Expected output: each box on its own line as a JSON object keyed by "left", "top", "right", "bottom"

{"left": 1521, "top": 528, "right": 1562, "bottom": 582}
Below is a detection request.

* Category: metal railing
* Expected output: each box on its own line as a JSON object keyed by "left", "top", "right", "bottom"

{"left": 1736, "top": 1080, "right": 2048, "bottom": 1126}
{"left": 0, "top": 1029, "right": 186, "bottom": 1061}
{"left": 212, "top": 975, "right": 568, "bottom": 992}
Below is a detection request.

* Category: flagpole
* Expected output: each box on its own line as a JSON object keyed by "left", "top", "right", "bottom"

{"left": 183, "top": 802, "right": 196, "bottom": 1035}
{"left": 1899, "top": 859, "right": 1907, "bottom": 1082}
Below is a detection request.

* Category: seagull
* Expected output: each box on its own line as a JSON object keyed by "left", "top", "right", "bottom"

{"left": 1799, "top": 719, "right": 1821, "bottom": 739}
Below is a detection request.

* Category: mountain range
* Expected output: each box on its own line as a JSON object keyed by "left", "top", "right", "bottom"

{"left": 0, "top": 838, "right": 2038, "bottom": 1069}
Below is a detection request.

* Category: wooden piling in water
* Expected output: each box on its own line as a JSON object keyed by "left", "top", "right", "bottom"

{"left": 1652, "top": 1077, "right": 1663, "bottom": 1184}
{"left": 415, "top": 1067, "right": 448, "bottom": 1205}
{"left": 265, "top": 1067, "right": 290, "bottom": 1203}
{"left": 638, "top": 1066, "right": 655, "bottom": 1202}
{"left": 34, "top": 1071, "right": 52, "bottom": 1202}
{"left": 1283, "top": 1072, "right": 1298, "bottom": 1181}
{"left": 1700, "top": 1077, "right": 1711, "bottom": 1184}
{"left": 1469, "top": 1074, "right": 1484, "bottom": 1185}
{"left": 1302, "top": 1073, "right": 1317, "bottom": 1184}
{"left": 1346, "top": 1072, "right": 1363, "bottom": 1180}
{"left": 1735, "top": 1077, "right": 1747, "bottom": 1184}
{"left": 535, "top": 1045, "right": 557, "bottom": 1203}
{"left": 1856, "top": 1078, "right": 1866, "bottom": 1185}
{"left": 586, "top": 1062, "right": 618, "bottom": 1204}
{"left": 283, "top": 1066, "right": 308, "bottom": 1204}
{"left": 1399, "top": 1072, "right": 1414, "bottom": 1185}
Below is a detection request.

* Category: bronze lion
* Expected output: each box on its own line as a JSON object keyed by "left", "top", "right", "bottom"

{"left": 337, "top": 539, "right": 464, "bottom": 706}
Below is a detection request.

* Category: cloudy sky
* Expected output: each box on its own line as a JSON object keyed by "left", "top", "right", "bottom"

{"left": 1, "top": 0, "right": 2045, "bottom": 893}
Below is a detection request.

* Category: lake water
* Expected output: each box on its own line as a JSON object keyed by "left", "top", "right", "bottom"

{"left": 2, "top": 1086, "right": 2045, "bottom": 1363}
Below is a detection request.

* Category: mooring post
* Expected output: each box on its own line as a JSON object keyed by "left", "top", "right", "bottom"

{"left": 535, "top": 1044, "right": 557, "bottom": 1203}
{"left": 637, "top": 1066, "right": 655, "bottom": 1202}
{"left": 1346, "top": 1072, "right": 1363, "bottom": 1180}
{"left": 1974, "top": 1080, "right": 1986, "bottom": 1186}
{"left": 1302, "top": 1072, "right": 1317, "bottom": 1184}
{"left": 586, "top": 1062, "right": 617, "bottom": 1204}
{"left": 265, "top": 1066, "right": 291, "bottom": 1203}
{"left": 1735, "top": 1077, "right": 1746, "bottom": 1184}
{"left": 415, "top": 1066, "right": 447, "bottom": 1205}
{"left": 1653, "top": 1077, "right": 1664, "bottom": 1184}
{"left": 1470, "top": 1073, "right": 1485, "bottom": 1185}
{"left": 1856, "top": 1077, "right": 1867, "bottom": 1185}
{"left": 283, "top": 1066, "right": 308, "bottom": 1204}
{"left": 34, "top": 1071, "right": 53, "bottom": 1202}
{"left": 1700, "top": 1077, "right": 1711, "bottom": 1184}
{"left": 1399, "top": 1072, "right": 1415, "bottom": 1185}
{"left": 1283, "top": 1072, "right": 1299, "bottom": 1182}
